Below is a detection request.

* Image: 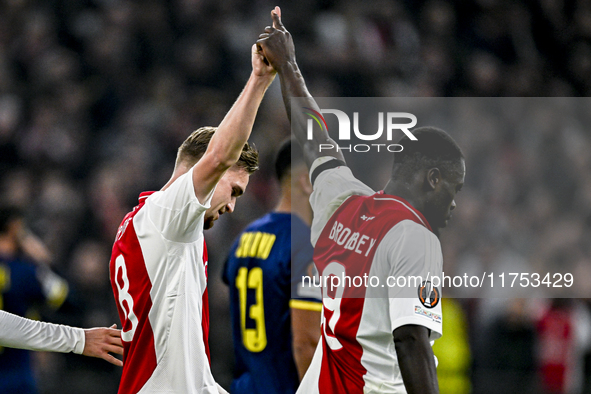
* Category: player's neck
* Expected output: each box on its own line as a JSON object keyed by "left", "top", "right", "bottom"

{"left": 162, "top": 165, "right": 190, "bottom": 191}
{"left": 275, "top": 192, "right": 291, "bottom": 214}
{"left": 383, "top": 179, "right": 425, "bottom": 213}
{"left": 275, "top": 190, "right": 312, "bottom": 226}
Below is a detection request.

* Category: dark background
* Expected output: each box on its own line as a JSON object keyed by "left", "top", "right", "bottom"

{"left": 1, "top": 0, "right": 590, "bottom": 393}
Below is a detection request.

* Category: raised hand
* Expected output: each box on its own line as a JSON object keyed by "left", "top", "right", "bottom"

{"left": 256, "top": 6, "right": 296, "bottom": 73}
{"left": 251, "top": 43, "right": 276, "bottom": 79}
{"left": 255, "top": 6, "right": 345, "bottom": 168}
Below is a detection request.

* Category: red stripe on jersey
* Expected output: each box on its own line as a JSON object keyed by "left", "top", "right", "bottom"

{"left": 319, "top": 298, "right": 366, "bottom": 392}
{"left": 110, "top": 193, "right": 158, "bottom": 394}
{"left": 202, "top": 240, "right": 211, "bottom": 364}
{"left": 313, "top": 193, "right": 431, "bottom": 393}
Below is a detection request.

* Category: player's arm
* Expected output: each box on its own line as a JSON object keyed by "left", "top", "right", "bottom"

{"left": 191, "top": 44, "right": 276, "bottom": 203}
{"left": 256, "top": 7, "right": 344, "bottom": 169}
{"left": 290, "top": 237, "right": 322, "bottom": 379}
{"left": 394, "top": 325, "right": 439, "bottom": 394}
{"left": 17, "top": 228, "right": 53, "bottom": 266}
{"left": 291, "top": 306, "right": 321, "bottom": 380}
{"left": 0, "top": 310, "right": 123, "bottom": 366}
{"left": 387, "top": 222, "right": 443, "bottom": 393}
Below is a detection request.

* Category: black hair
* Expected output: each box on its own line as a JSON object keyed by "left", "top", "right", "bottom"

{"left": 275, "top": 139, "right": 304, "bottom": 181}
{"left": 0, "top": 206, "right": 24, "bottom": 234}
{"left": 392, "top": 127, "right": 464, "bottom": 181}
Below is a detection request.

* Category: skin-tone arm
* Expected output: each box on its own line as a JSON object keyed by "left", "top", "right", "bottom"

{"left": 256, "top": 7, "right": 344, "bottom": 169}
{"left": 191, "top": 44, "right": 276, "bottom": 203}
{"left": 18, "top": 229, "right": 53, "bottom": 266}
{"left": 82, "top": 324, "right": 124, "bottom": 367}
{"left": 393, "top": 325, "right": 439, "bottom": 394}
{"left": 291, "top": 307, "right": 321, "bottom": 380}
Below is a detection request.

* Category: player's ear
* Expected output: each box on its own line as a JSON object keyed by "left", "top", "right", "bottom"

{"left": 298, "top": 172, "right": 313, "bottom": 195}
{"left": 426, "top": 168, "right": 441, "bottom": 190}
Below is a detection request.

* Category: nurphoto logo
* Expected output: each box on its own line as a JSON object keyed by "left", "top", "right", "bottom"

{"left": 303, "top": 107, "right": 418, "bottom": 153}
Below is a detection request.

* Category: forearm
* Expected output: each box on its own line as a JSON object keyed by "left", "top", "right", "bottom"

{"left": 0, "top": 310, "right": 85, "bottom": 354}
{"left": 277, "top": 61, "right": 310, "bottom": 122}
{"left": 207, "top": 72, "right": 274, "bottom": 169}
{"left": 394, "top": 326, "right": 439, "bottom": 394}
{"left": 396, "top": 344, "right": 438, "bottom": 393}
{"left": 278, "top": 63, "right": 343, "bottom": 167}
{"left": 291, "top": 307, "right": 321, "bottom": 380}
{"left": 293, "top": 340, "right": 317, "bottom": 380}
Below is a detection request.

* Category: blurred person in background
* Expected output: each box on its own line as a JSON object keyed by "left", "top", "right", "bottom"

{"left": 535, "top": 298, "right": 591, "bottom": 394}
{"left": 0, "top": 205, "right": 122, "bottom": 393}
{"left": 471, "top": 299, "right": 537, "bottom": 394}
{"left": 223, "top": 139, "right": 321, "bottom": 393}
{"left": 431, "top": 298, "right": 471, "bottom": 394}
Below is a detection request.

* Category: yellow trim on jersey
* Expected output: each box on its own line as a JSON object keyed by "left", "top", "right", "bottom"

{"left": 289, "top": 299, "right": 323, "bottom": 312}
{"left": 47, "top": 281, "right": 69, "bottom": 310}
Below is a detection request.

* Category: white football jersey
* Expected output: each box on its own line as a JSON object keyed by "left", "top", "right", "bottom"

{"left": 110, "top": 166, "right": 217, "bottom": 394}
{"left": 298, "top": 158, "right": 443, "bottom": 394}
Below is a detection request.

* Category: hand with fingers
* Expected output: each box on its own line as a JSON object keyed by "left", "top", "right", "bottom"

{"left": 82, "top": 324, "right": 124, "bottom": 367}
{"left": 255, "top": 6, "right": 344, "bottom": 167}
{"left": 251, "top": 42, "right": 276, "bottom": 80}
{"left": 256, "top": 6, "right": 297, "bottom": 73}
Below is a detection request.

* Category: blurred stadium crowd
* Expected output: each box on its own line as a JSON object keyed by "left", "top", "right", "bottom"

{"left": 0, "top": 0, "right": 590, "bottom": 393}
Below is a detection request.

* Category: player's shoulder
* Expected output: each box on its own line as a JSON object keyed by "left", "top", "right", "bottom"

{"left": 290, "top": 213, "right": 310, "bottom": 233}
{"left": 313, "top": 165, "right": 359, "bottom": 189}
{"left": 243, "top": 212, "right": 290, "bottom": 233}
{"left": 383, "top": 220, "right": 440, "bottom": 250}
{"left": 310, "top": 157, "right": 372, "bottom": 192}
{"left": 228, "top": 212, "right": 290, "bottom": 259}
{"left": 388, "top": 219, "right": 438, "bottom": 240}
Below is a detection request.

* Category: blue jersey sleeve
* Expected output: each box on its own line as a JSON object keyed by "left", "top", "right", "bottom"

{"left": 5, "top": 260, "right": 44, "bottom": 307}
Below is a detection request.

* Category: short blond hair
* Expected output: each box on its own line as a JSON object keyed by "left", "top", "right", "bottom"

{"left": 175, "top": 127, "right": 259, "bottom": 174}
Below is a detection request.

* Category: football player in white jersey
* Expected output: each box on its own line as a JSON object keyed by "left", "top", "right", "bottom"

{"left": 109, "top": 43, "right": 276, "bottom": 394}
{"left": 257, "top": 8, "right": 465, "bottom": 394}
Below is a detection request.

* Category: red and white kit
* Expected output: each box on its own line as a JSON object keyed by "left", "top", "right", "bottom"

{"left": 298, "top": 157, "right": 444, "bottom": 394}
{"left": 110, "top": 166, "right": 215, "bottom": 394}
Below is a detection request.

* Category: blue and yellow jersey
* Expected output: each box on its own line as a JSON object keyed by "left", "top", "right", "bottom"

{"left": 0, "top": 255, "right": 69, "bottom": 394}
{"left": 223, "top": 212, "right": 321, "bottom": 394}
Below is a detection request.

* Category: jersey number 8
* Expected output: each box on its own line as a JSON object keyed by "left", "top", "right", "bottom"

{"left": 114, "top": 255, "right": 139, "bottom": 342}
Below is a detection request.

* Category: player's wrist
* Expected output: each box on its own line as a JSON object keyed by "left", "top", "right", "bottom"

{"left": 250, "top": 70, "right": 276, "bottom": 88}
{"left": 278, "top": 62, "right": 306, "bottom": 88}
{"left": 276, "top": 60, "right": 299, "bottom": 75}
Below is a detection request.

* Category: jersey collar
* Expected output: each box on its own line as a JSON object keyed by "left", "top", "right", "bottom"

{"left": 376, "top": 191, "right": 433, "bottom": 232}
{"left": 139, "top": 191, "right": 156, "bottom": 201}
